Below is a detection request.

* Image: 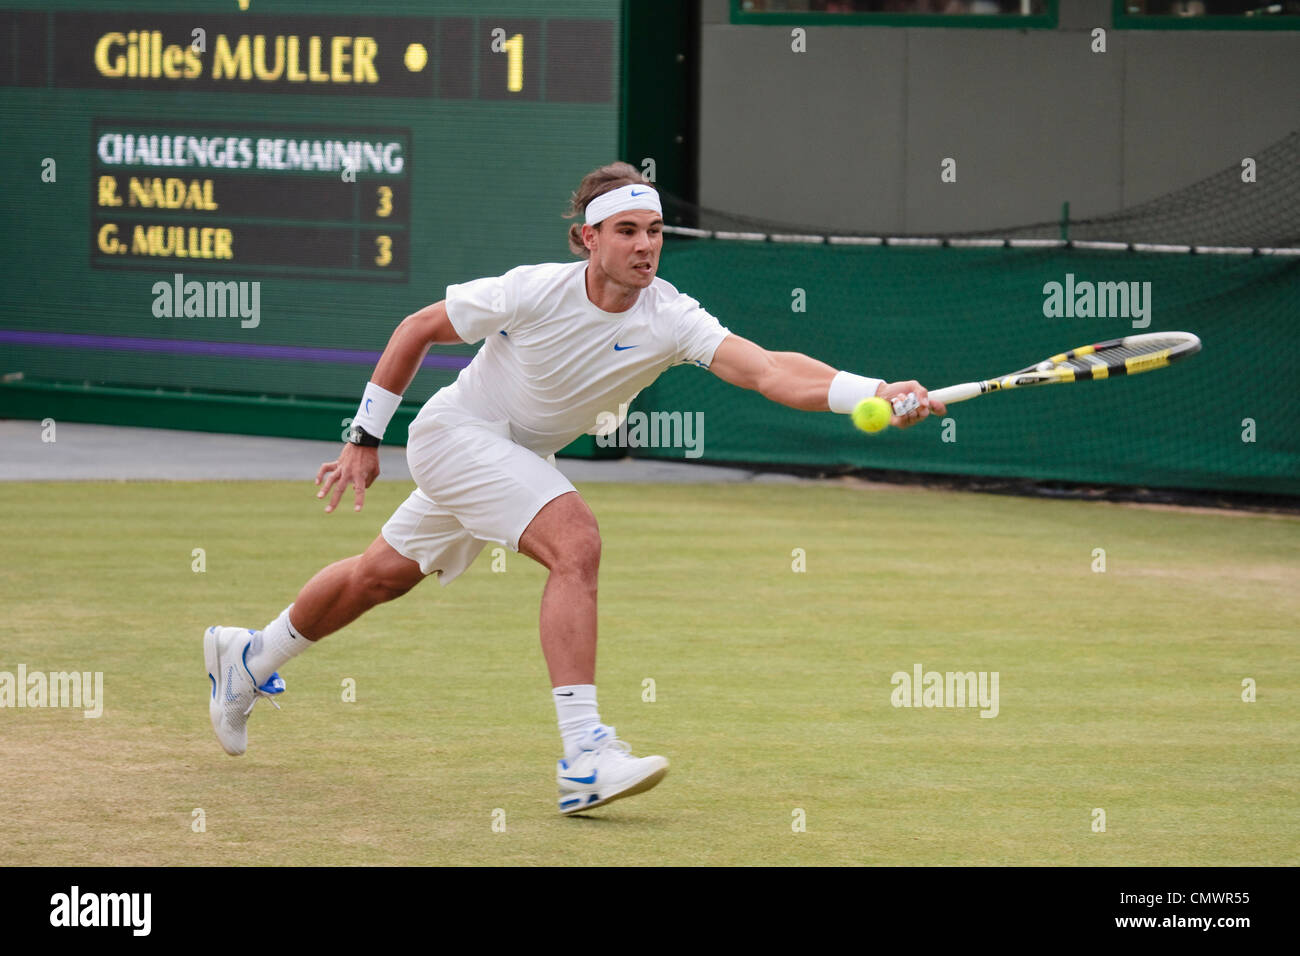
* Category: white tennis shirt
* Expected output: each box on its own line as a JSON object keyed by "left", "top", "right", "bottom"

{"left": 412, "top": 260, "right": 731, "bottom": 457}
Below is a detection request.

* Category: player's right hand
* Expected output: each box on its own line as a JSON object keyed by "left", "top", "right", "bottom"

{"left": 877, "top": 380, "right": 946, "bottom": 429}
{"left": 316, "top": 443, "right": 381, "bottom": 513}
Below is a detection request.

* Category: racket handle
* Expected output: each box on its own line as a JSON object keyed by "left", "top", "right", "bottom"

{"left": 929, "top": 382, "right": 984, "bottom": 405}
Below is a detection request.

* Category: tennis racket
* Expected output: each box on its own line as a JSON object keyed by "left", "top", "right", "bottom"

{"left": 898, "top": 331, "right": 1202, "bottom": 412}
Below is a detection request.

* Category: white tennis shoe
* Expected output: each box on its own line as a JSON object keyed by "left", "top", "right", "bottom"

{"left": 204, "top": 626, "right": 285, "bottom": 756}
{"left": 557, "top": 725, "right": 669, "bottom": 815}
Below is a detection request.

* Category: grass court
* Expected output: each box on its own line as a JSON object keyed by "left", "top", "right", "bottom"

{"left": 2, "top": 479, "right": 1296, "bottom": 866}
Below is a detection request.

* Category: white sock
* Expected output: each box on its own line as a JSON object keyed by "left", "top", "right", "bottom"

{"left": 553, "top": 684, "right": 601, "bottom": 761}
{"left": 246, "top": 606, "right": 312, "bottom": 685}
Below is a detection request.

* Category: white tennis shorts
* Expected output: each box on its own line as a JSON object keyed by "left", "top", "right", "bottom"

{"left": 381, "top": 417, "right": 575, "bottom": 585}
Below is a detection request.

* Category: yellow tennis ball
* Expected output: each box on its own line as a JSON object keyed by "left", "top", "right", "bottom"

{"left": 851, "top": 396, "right": 892, "bottom": 433}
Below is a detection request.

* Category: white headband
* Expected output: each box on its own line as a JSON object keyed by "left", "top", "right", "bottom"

{"left": 585, "top": 182, "right": 662, "bottom": 225}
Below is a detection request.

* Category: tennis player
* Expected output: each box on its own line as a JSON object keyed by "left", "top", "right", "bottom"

{"left": 204, "top": 161, "right": 944, "bottom": 814}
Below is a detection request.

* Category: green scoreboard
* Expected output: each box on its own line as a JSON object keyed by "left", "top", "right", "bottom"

{"left": 0, "top": 0, "right": 628, "bottom": 432}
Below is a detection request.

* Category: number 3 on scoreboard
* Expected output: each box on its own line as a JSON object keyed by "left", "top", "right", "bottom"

{"left": 375, "top": 186, "right": 392, "bottom": 218}
{"left": 374, "top": 235, "right": 392, "bottom": 267}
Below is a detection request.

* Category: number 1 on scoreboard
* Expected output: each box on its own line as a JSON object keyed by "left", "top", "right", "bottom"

{"left": 503, "top": 34, "right": 523, "bottom": 92}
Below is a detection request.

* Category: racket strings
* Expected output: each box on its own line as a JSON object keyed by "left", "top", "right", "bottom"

{"left": 1066, "top": 340, "right": 1182, "bottom": 369}
{"left": 1000, "top": 332, "right": 1199, "bottom": 385}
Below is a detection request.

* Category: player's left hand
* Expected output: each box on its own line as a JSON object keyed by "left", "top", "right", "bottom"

{"left": 877, "top": 381, "right": 946, "bottom": 429}
{"left": 315, "top": 443, "right": 380, "bottom": 513}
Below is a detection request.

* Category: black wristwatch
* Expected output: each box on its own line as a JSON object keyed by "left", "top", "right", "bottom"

{"left": 346, "top": 424, "right": 381, "bottom": 447}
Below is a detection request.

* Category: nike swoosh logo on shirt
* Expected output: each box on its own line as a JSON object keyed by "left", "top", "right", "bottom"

{"left": 613, "top": 343, "right": 638, "bottom": 351}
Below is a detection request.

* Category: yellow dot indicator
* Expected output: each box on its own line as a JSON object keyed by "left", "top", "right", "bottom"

{"left": 404, "top": 43, "right": 428, "bottom": 72}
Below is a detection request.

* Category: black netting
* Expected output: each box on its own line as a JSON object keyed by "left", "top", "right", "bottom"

{"left": 660, "top": 130, "right": 1300, "bottom": 249}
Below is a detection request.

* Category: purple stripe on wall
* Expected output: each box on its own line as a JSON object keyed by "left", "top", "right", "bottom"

{"left": 0, "top": 331, "right": 472, "bottom": 371}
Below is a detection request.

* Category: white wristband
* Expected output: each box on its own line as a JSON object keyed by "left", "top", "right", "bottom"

{"left": 352, "top": 382, "right": 403, "bottom": 439}
{"left": 827, "top": 370, "right": 885, "bottom": 414}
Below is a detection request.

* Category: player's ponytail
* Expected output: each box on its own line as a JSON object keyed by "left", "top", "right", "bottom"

{"left": 564, "top": 161, "right": 648, "bottom": 258}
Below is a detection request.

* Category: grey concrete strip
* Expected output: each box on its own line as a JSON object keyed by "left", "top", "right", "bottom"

{"left": 0, "top": 420, "right": 414, "bottom": 482}
{"left": 0, "top": 420, "right": 795, "bottom": 484}
{"left": 559, "top": 456, "right": 801, "bottom": 484}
